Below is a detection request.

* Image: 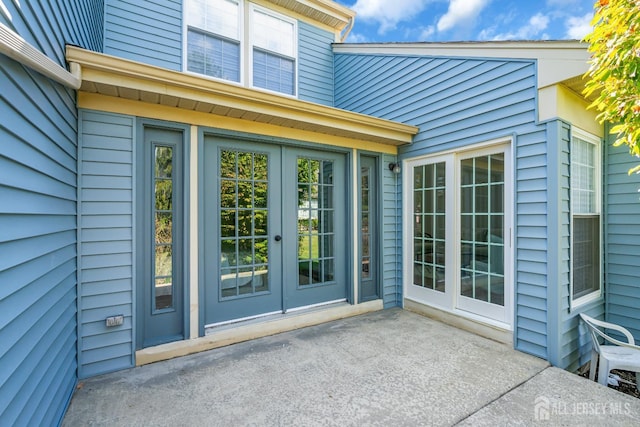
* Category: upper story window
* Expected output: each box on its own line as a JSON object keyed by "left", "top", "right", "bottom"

{"left": 186, "top": 0, "right": 242, "bottom": 82}
{"left": 184, "top": 0, "right": 297, "bottom": 96}
{"left": 250, "top": 5, "right": 296, "bottom": 95}
{"left": 570, "top": 129, "right": 601, "bottom": 306}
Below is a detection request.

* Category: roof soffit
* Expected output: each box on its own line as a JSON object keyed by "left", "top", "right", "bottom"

{"left": 266, "top": 0, "right": 355, "bottom": 30}
{"left": 66, "top": 46, "right": 417, "bottom": 146}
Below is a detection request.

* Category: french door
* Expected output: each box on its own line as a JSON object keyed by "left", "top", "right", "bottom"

{"left": 405, "top": 142, "right": 512, "bottom": 326}
{"left": 203, "top": 137, "right": 347, "bottom": 325}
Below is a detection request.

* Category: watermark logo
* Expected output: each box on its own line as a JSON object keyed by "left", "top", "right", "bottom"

{"left": 534, "top": 395, "right": 634, "bottom": 421}
{"left": 534, "top": 396, "right": 550, "bottom": 421}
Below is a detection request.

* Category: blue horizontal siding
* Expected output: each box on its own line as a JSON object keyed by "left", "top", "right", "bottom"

{"left": 335, "top": 52, "right": 548, "bottom": 357}
{"left": 104, "top": 0, "right": 182, "bottom": 70}
{"left": 335, "top": 54, "right": 536, "bottom": 155}
{"left": 546, "top": 121, "right": 585, "bottom": 370}
{"left": 0, "top": 0, "right": 103, "bottom": 63}
{"left": 605, "top": 137, "right": 640, "bottom": 341}
{"left": 78, "top": 110, "right": 135, "bottom": 378}
{"left": 0, "top": 1, "right": 102, "bottom": 424}
{"left": 382, "top": 154, "right": 401, "bottom": 307}
{"left": 298, "top": 21, "right": 334, "bottom": 106}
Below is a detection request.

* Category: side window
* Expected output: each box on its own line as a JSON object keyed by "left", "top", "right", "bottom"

{"left": 570, "top": 129, "right": 601, "bottom": 305}
{"left": 185, "top": 0, "right": 242, "bottom": 83}
{"left": 250, "top": 5, "right": 297, "bottom": 95}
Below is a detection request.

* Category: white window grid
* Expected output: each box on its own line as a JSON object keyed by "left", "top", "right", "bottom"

{"left": 183, "top": 0, "right": 298, "bottom": 97}
{"left": 569, "top": 128, "right": 602, "bottom": 308}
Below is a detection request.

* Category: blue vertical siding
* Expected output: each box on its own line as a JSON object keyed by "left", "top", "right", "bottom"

{"left": 78, "top": 110, "right": 135, "bottom": 378}
{"left": 0, "top": 1, "right": 103, "bottom": 425}
{"left": 298, "top": 21, "right": 334, "bottom": 106}
{"left": 104, "top": 0, "right": 182, "bottom": 70}
{"left": 604, "top": 133, "right": 640, "bottom": 340}
{"left": 335, "top": 53, "right": 548, "bottom": 357}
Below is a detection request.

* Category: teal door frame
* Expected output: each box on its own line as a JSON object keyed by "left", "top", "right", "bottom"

{"left": 135, "top": 120, "right": 190, "bottom": 349}
{"left": 200, "top": 129, "right": 353, "bottom": 328}
{"left": 202, "top": 137, "right": 284, "bottom": 324}
{"left": 282, "top": 146, "right": 348, "bottom": 310}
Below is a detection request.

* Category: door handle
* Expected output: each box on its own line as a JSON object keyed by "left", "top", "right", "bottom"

{"left": 274, "top": 235, "right": 282, "bottom": 242}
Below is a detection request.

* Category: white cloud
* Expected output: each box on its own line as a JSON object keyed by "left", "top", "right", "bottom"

{"left": 477, "top": 26, "right": 496, "bottom": 40}
{"left": 419, "top": 25, "right": 436, "bottom": 40}
{"left": 346, "top": 32, "right": 369, "bottom": 43}
{"left": 485, "top": 12, "right": 550, "bottom": 40}
{"left": 351, "top": 0, "right": 433, "bottom": 34}
{"left": 528, "top": 13, "right": 550, "bottom": 33}
{"left": 566, "top": 13, "right": 593, "bottom": 39}
{"left": 437, "top": 0, "right": 491, "bottom": 33}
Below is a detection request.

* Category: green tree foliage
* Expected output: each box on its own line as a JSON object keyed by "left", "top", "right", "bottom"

{"left": 584, "top": 0, "right": 640, "bottom": 173}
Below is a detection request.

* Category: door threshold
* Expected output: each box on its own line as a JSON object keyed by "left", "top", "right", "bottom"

{"left": 404, "top": 299, "right": 513, "bottom": 345}
{"left": 135, "top": 300, "right": 383, "bottom": 366}
{"left": 204, "top": 299, "right": 348, "bottom": 333}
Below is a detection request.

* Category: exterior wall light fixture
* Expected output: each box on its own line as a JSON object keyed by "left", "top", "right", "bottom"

{"left": 389, "top": 162, "right": 401, "bottom": 174}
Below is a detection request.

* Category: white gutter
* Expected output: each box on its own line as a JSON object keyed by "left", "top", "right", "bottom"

{"left": 0, "top": 22, "right": 81, "bottom": 89}
{"left": 340, "top": 16, "right": 355, "bottom": 43}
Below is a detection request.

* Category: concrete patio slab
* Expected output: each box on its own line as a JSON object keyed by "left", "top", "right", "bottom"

{"left": 62, "top": 309, "right": 640, "bottom": 426}
{"left": 458, "top": 367, "right": 640, "bottom": 426}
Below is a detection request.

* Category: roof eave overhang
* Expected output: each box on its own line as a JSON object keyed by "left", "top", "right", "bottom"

{"left": 66, "top": 46, "right": 417, "bottom": 146}
{"left": 270, "top": 0, "right": 356, "bottom": 30}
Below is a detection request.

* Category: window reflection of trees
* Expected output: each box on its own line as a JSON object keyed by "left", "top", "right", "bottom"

{"left": 297, "top": 158, "right": 334, "bottom": 286}
{"left": 154, "top": 146, "right": 174, "bottom": 310}
{"left": 219, "top": 149, "right": 269, "bottom": 297}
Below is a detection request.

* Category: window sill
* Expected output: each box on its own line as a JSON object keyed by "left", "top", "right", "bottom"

{"left": 570, "top": 290, "right": 603, "bottom": 312}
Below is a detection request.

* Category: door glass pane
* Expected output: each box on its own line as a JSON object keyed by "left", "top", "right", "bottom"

{"left": 459, "top": 154, "right": 505, "bottom": 306}
{"left": 154, "top": 145, "right": 174, "bottom": 311}
{"left": 413, "top": 163, "right": 446, "bottom": 292}
{"left": 297, "top": 157, "right": 334, "bottom": 286}
{"left": 219, "top": 149, "right": 270, "bottom": 299}
{"left": 361, "top": 167, "right": 371, "bottom": 279}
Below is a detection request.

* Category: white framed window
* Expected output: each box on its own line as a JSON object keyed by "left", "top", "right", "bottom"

{"left": 184, "top": 0, "right": 298, "bottom": 97}
{"left": 249, "top": 4, "right": 297, "bottom": 96}
{"left": 185, "top": 0, "right": 243, "bottom": 83}
{"left": 570, "top": 128, "right": 602, "bottom": 307}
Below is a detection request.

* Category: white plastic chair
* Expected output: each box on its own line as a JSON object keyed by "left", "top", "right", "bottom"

{"left": 579, "top": 313, "right": 640, "bottom": 390}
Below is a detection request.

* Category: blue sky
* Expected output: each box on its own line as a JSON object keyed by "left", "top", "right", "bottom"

{"left": 337, "top": 0, "right": 596, "bottom": 43}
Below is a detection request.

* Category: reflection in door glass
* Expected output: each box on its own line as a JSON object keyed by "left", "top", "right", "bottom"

{"left": 154, "top": 145, "right": 174, "bottom": 311}
{"left": 219, "top": 150, "right": 270, "bottom": 298}
{"left": 413, "top": 162, "right": 446, "bottom": 292}
{"left": 460, "top": 154, "right": 504, "bottom": 306}
{"left": 297, "top": 157, "right": 334, "bottom": 286}
{"left": 361, "top": 168, "right": 371, "bottom": 279}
